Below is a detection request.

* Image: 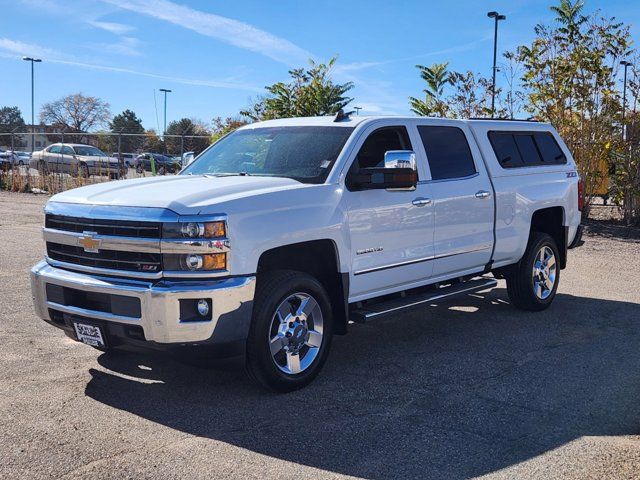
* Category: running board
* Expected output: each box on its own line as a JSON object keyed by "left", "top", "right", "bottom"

{"left": 350, "top": 277, "right": 498, "bottom": 323}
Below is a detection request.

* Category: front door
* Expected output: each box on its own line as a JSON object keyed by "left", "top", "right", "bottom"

{"left": 345, "top": 124, "right": 435, "bottom": 301}
{"left": 60, "top": 145, "right": 75, "bottom": 174}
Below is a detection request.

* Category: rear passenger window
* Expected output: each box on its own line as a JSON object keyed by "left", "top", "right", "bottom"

{"left": 514, "top": 135, "right": 541, "bottom": 165}
{"left": 488, "top": 132, "right": 523, "bottom": 167}
{"left": 418, "top": 126, "right": 476, "bottom": 180}
{"left": 489, "top": 131, "right": 567, "bottom": 168}
{"left": 534, "top": 133, "right": 566, "bottom": 164}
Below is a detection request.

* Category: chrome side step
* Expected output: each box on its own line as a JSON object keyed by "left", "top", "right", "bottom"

{"left": 350, "top": 277, "right": 498, "bottom": 323}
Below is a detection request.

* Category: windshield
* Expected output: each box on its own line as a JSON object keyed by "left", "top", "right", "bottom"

{"left": 181, "top": 126, "right": 354, "bottom": 183}
{"left": 74, "top": 146, "right": 106, "bottom": 157}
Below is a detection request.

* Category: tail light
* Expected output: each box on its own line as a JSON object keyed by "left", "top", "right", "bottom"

{"left": 577, "top": 177, "right": 584, "bottom": 211}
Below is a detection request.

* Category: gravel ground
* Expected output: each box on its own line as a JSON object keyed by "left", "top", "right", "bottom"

{"left": 1, "top": 190, "right": 639, "bottom": 480}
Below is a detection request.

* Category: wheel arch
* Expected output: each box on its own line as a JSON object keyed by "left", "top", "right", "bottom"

{"left": 529, "top": 206, "right": 567, "bottom": 269}
{"left": 257, "top": 239, "right": 349, "bottom": 335}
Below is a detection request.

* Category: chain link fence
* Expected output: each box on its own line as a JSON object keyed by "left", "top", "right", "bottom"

{"left": 0, "top": 131, "right": 212, "bottom": 194}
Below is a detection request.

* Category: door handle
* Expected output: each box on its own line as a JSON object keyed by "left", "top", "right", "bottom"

{"left": 412, "top": 197, "right": 432, "bottom": 207}
{"left": 475, "top": 190, "right": 491, "bottom": 199}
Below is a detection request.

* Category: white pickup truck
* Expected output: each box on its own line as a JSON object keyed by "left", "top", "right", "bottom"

{"left": 31, "top": 114, "right": 584, "bottom": 392}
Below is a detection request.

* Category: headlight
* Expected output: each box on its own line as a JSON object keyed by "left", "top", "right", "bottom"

{"left": 163, "top": 221, "right": 226, "bottom": 239}
{"left": 163, "top": 253, "right": 227, "bottom": 271}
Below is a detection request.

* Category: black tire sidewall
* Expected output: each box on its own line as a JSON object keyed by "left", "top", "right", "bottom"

{"left": 520, "top": 233, "right": 560, "bottom": 309}
{"left": 247, "top": 271, "right": 333, "bottom": 392}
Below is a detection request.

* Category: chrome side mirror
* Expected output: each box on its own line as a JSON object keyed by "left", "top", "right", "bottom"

{"left": 384, "top": 150, "right": 416, "bottom": 171}
{"left": 349, "top": 150, "right": 418, "bottom": 191}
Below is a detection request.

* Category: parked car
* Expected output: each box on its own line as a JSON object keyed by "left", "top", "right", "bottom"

{"left": 0, "top": 151, "right": 19, "bottom": 170}
{"left": 6, "top": 150, "right": 31, "bottom": 166}
{"left": 181, "top": 151, "right": 195, "bottom": 168}
{"left": 30, "top": 143, "right": 124, "bottom": 177}
{"left": 134, "top": 152, "right": 181, "bottom": 174}
{"left": 111, "top": 152, "right": 137, "bottom": 168}
{"left": 31, "top": 114, "right": 583, "bottom": 392}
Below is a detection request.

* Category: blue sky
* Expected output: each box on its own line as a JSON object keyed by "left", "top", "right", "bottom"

{"left": 1, "top": 0, "right": 638, "bottom": 130}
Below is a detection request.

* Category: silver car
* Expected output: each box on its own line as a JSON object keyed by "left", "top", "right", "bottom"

{"left": 30, "top": 143, "right": 123, "bottom": 177}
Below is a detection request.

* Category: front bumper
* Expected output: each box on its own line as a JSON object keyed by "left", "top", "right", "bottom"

{"left": 30, "top": 261, "right": 255, "bottom": 355}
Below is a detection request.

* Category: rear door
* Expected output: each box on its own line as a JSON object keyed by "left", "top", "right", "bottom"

{"left": 416, "top": 123, "right": 494, "bottom": 278}
{"left": 60, "top": 145, "right": 75, "bottom": 173}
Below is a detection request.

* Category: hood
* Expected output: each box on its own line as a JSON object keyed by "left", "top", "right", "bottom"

{"left": 49, "top": 174, "right": 306, "bottom": 214}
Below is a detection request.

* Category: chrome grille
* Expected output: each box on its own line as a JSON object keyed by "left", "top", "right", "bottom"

{"left": 47, "top": 242, "right": 161, "bottom": 273}
{"left": 45, "top": 214, "right": 162, "bottom": 275}
{"left": 45, "top": 214, "right": 161, "bottom": 238}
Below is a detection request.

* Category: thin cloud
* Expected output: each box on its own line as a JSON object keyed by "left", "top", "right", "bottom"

{"left": 101, "top": 0, "right": 312, "bottom": 65}
{"left": 0, "top": 38, "right": 61, "bottom": 59}
{"left": 336, "top": 36, "right": 493, "bottom": 75}
{"left": 94, "top": 36, "right": 143, "bottom": 57}
{"left": 88, "top": 20, "right": 136, "bottom": 35}
{"left": 0, "top": 37, "right": 260, "bottom": 92}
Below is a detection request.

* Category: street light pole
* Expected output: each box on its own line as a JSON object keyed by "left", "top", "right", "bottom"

{"left": 487, "top": 11, "right": 506, "bottom": 118}
{"left": 159, "top": 88, "right": 172, "bottom": 137}
{"left": 23, "top": 56, "right": 42, "bottom": 152}
{"left": 620, "top": 60, "right": 632, "bottom": 141}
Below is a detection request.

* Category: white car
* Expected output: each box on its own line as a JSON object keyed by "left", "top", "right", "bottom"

{"left": 0, "top": 150, "right": 19, "bottom": 169}
{"left": 30, "top": 143, "right": 123, "bottom": 177}
{"left": 31, "top": 114, "right": 583, "bottom": 392}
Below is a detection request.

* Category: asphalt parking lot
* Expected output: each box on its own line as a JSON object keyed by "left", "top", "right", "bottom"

{"left": 1, "top": 190, "right": 639, "bottom": 480}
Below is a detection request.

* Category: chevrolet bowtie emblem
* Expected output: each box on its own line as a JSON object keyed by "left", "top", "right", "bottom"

{"left": 78, "top": 232, "right": 101, "bottom": 253}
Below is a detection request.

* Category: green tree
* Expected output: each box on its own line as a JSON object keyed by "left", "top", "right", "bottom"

{"left": 165, "top": 118, "right": 211, "bottom": 156}
{"left": 0, "top": 106, "right": 25, "bottom": 132}
{"left": 409, "top": 63, "right": 501, "bottom": 119}
{"left": 516, "top": 0, "right": 632, "bottom": 212}
{"left": 143, "top": 129, "right": 165, "bottom": 153}
{"left": 242, "top": 57, "right": 354, "bottom": 120}
{"left": 409, "top": 62, "right": 451, "bottom": 117}
{"left": 211, "top": 117, "right": 249, "bottom": 142}
{"left": 0, "top": 106, "right": 26, "bottom": 148}
{"left": 110, "top": 109, "right": 145, "bottom": 153}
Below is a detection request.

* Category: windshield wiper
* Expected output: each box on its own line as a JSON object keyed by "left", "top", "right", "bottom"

{"left": 205, "top": 172, "right": 252, "bottom": 177}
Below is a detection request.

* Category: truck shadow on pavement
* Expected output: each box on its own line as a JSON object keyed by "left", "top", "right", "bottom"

{"left": 85, "top": 288, "right": 640, "bottom": 479}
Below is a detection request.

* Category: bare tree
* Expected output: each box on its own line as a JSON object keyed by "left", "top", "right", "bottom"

{"left": 39, "top": 93, "right": 111, "bottom": 132}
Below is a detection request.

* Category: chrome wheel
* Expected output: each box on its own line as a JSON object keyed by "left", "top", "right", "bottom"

{"left": 532, "top": 246, "right": 556, "bottom": 300}
{"left": 268, "top": 292, "right": 324, "bottom": 375}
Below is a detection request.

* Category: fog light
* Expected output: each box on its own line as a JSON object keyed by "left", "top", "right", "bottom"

{"left": 184, "top": 254, "right": 203, "bottom": 271}
{"left": 197, "top": 299, "right": 210, "bottom": 317}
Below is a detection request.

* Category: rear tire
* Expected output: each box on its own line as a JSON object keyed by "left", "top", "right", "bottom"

{"left": 246, "top": 270, "right": 333, "bottom": 393}
{"left": 505, "top": 232, "right": 560, "bottom": 311}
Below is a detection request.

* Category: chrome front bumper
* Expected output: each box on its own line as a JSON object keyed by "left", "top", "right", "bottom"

{"left": 30, "top": 260, "right": 256, "bottom": 345}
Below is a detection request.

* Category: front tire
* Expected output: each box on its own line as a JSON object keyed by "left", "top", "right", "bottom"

{"left": 506, "top": 232, "right": 560, "bottom": 311}
{"left": 246, "top": 270, "right": 333, "bottom": 392}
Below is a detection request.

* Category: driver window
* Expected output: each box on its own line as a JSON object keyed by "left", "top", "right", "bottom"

{"left": 353, "top": 126, "right": 412, "bottom": 170}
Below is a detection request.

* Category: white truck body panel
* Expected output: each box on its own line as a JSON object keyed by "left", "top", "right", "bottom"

{"left": 33, "top": 115, "right": 583, "bottom": 348}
